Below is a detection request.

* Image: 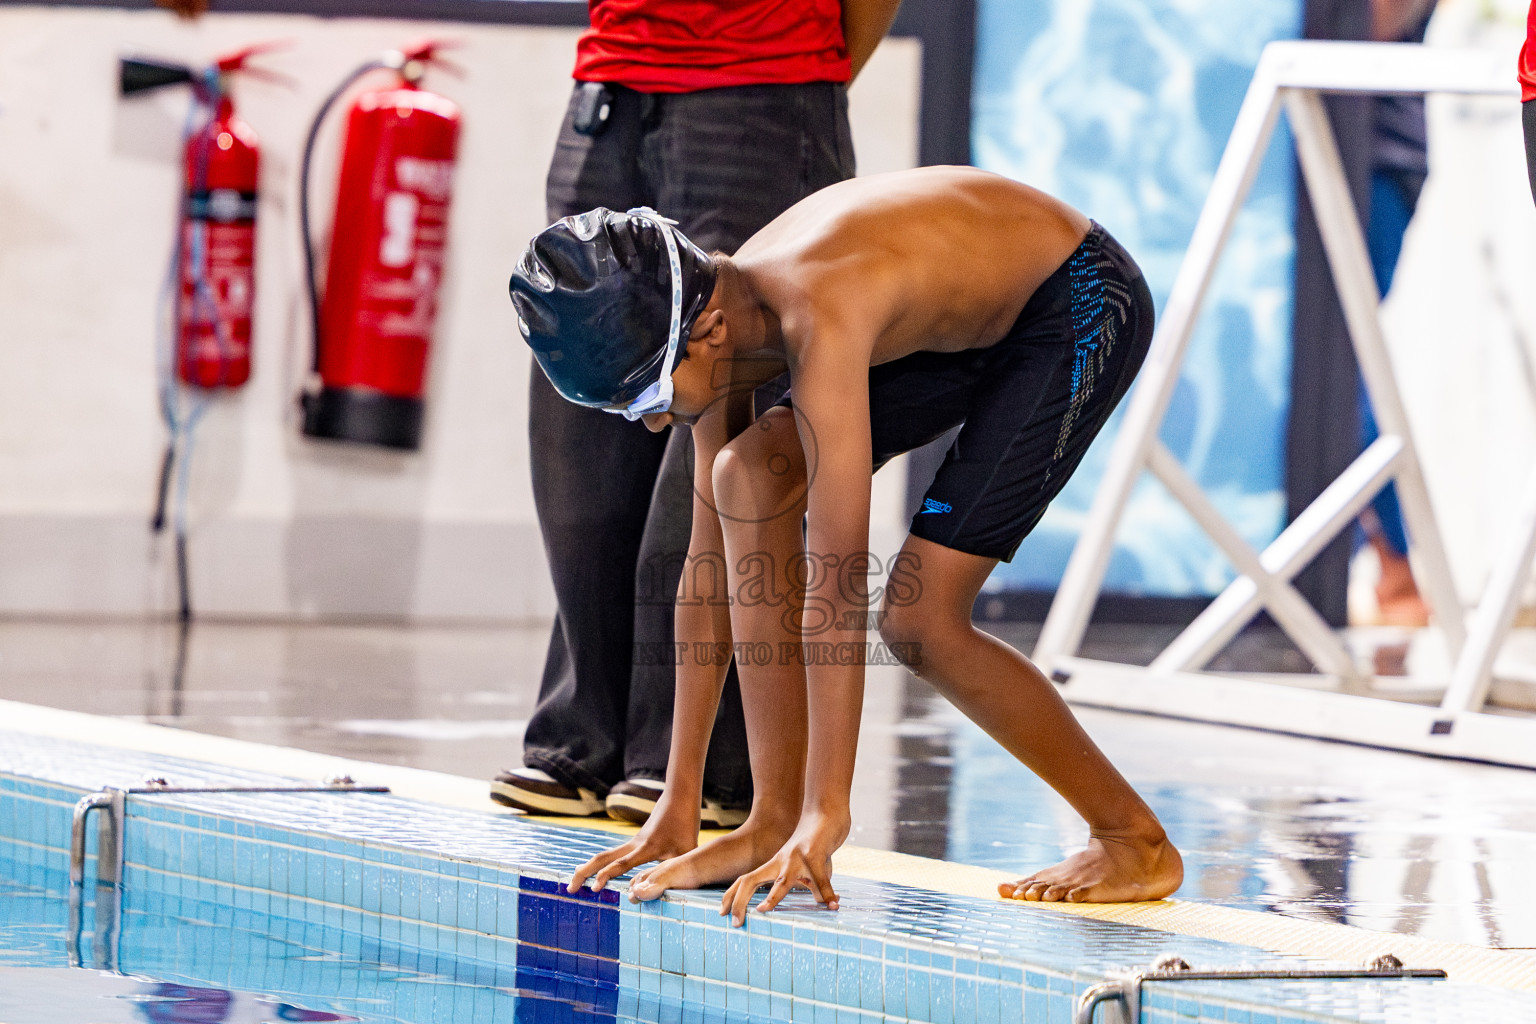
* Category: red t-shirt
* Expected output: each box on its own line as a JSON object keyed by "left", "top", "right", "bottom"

{"left": 572, "top": 0, "right": 850, "bottom": 93}
{"left": 1521, "top": 1, "right": 1536, "bottom": 102}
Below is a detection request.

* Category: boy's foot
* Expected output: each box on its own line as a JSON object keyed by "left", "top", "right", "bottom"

{"left": 605, "top": 778, "right": 751, "bottom": 830}
{"left": 490, "top": 768, "right": 605, "bottom": 817}
{"left": 626, "top": 821, "right": 791, "bottom": 901}
{"left": 999, "top": 826, "right": 1183, "bottom": 904}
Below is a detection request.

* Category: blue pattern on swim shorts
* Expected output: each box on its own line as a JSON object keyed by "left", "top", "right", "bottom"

{"left": 1048, "top": 234, "right": 1133, "bottom": 483}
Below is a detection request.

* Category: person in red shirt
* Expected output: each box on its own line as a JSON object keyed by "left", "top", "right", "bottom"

{"left": 1522, "top": 1, "right": 1536, "bottom": 203}
{"left": 493, "top": 0, "right": 903, "bottom": 828}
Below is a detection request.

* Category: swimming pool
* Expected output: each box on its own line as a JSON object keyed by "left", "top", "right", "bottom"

{"left": 2, "top": 727, "right": 1532, "bottom": 1024}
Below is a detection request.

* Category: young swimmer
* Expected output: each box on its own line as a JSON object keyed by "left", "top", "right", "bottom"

{"left": 510, "top": 166, "right": 1183, "bottom": 923}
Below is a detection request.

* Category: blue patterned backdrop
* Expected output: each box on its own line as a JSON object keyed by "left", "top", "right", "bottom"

{"left": 975, "top": 0, "right": 1304, "bottom": 597}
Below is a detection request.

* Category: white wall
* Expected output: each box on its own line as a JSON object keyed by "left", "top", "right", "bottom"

{"left": 0, "top": 6, "right": 920, "bottom": 621}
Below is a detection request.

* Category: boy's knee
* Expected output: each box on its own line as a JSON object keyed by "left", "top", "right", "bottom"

{"left": 712, "top": 421, "right": 806, "bottom": 523}
{"left": 877, "top": 602, "right": 929, "bottom": 671}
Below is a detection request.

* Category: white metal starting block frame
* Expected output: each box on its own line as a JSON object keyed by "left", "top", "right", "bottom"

{"left": 1034, "top": 41, "right": 1536, "bottom": 769}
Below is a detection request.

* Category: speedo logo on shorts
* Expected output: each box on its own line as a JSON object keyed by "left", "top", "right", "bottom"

{"left": 920, "top": 498, "right": 952, "bottom": 515}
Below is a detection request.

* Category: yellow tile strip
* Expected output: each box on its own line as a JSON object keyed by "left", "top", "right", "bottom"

{"left": 5, "top": 699, "right": 1533, "bottom": 992}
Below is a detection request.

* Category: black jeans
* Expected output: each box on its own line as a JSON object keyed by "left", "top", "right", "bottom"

{"left": 1525, "top": 100, "right": 1536, "bottom": 208}
{"left": 524, "top": 81, "right": 855, "bottom": 802}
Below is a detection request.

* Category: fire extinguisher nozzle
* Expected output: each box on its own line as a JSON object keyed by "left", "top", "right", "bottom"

{"left": 120, "top": 57, "right": 195, "bottom": 96}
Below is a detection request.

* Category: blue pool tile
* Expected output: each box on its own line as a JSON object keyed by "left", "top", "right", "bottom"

{"left": 726, "top": 927, "right": 749, "bottom": 987}
{"left": 477, "top": 877, "right": 500, "bottom": 934}
{"left": 639, "top": 913, "right": 662, "bottom": 970}
{"left": 931, "top": 970, "right": 956, "bottom": 1024}
{"left": 457, "top": 872, "right": 478, "bottom": 929}
{"left": 859, "top": 952, "right": 882, "bottom": 1011}
{"left": 769, "top": 938, "right": 793, "bottom": 994}
{"left": 956, "top": 975, "right": 978, "bottom": 1024}
{"left": 662, "top": 918, "right": 684, "bottom": 973}
{"left": 837, "top": 952, "right": 860, "bottom": 1008}
{"left": 815, "top": 947, "right": 839, "bottom": 1003}
{"left": 908, "top": 966, "right": 931, "bottom": 1021}
{"left": 680, "top": 913, "right": 705, "bottom": 975}
{"left": 727, "top": 977, "right": 751, "bottom": 1013}
{"left": 704, "top": 925, "right": 728, "bottom": 981}
{"left": 883, "top": 965, "right": 907, "bottom": 1018}
{"left": 793, "top": 943, "right": 816, "bottom": 999}
{"left": 978, "top": 979, "right": 1002, "bottom": 1024}
{"left": 748, "top": 935, "right": 771, "bottom": 990}
{"left": 216, "top": 835, "right": 235, "bottom": 882}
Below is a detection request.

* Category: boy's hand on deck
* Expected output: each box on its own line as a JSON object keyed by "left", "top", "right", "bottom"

{"left": 720, "top": 809, "right": 850, "bottom": 925}
{"left": 566, "top": 798, "right": 699, "bottom": 895}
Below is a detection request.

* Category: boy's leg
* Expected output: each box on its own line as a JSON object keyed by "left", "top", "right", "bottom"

{"left": 629, "top": 408, "right": 813, "bottom": 899}
{"left": 868, "top": 224, "right": 1177, "bottom": 902}
{"left": 880, "top": 535, "right": 1182, "bottom": 903}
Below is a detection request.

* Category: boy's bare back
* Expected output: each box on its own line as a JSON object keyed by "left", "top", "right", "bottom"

{"left": 734, "top": 166, "right": 1092, "bottom": 367}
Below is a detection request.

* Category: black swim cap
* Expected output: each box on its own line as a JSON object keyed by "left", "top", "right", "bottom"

{"left": 510, "top": 208, "right": 718, "bottom": 408}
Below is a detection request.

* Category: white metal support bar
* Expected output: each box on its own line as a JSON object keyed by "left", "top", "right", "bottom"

{"left": 1145, "top": 442, "right": 1362, "bottom": 680}
{"left": 1031, "top": 40, "right": 1536, "bottom": 768}
{"left": 1437, "top": 470, "right": 1536, "bottom": 721}
{"left": 1149, "top": 437, "right": 1404, "bottom": 676}
{"left": 1281, "top": 87, "right": 1465, "bottom": 656}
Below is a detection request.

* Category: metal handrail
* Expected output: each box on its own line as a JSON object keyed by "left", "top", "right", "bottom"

{"left": 65, "top": 776, "right": 390, "bottom": 971}
{"left": 1074, "top": 956, "right": 1448, "bottom": 1024}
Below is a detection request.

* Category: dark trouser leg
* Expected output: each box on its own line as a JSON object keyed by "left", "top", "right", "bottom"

{"left": 521, "top": 86, "right": 653, "bottom": 793}
{"left": 1525, "top": 100, "right": 1536, "bottom": 208}
{"left": 524, "top": 368, "right": 670, "bottom": 794}
{"left": 619, "top": 83, "right": 857, "bottom": 804}
{"left": 1360, "top": 168, "right": 1423, "bottom": 557}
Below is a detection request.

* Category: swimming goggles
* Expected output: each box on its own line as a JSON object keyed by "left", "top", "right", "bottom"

{"left": 605, "top": 207, "right": 684, "bottom": 421}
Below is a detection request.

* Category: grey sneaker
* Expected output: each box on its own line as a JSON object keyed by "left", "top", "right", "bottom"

{"left": 490, "top": 767, "right": 605, "bottom": 816}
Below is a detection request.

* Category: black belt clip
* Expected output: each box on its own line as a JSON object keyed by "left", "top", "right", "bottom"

{"left": 573, "top": 81, "right": 614, "bottom": 137}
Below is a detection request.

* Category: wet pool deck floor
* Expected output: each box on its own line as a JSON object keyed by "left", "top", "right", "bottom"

{"left": 0, "top": 617, "right": 1532, "bottom": 954}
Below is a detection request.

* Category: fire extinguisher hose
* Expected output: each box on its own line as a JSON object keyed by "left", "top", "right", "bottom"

{"left": 299, "top": 58, "right": 391, "bottom": 374}
{"left": 151, "top": 71, "right": 221, "bottom": 622}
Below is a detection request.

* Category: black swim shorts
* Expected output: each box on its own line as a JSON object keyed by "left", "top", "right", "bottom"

{"left": 846, "top": 222, "right": 1154, "bottom": 562}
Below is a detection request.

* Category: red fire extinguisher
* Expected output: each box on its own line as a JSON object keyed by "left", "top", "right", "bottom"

{"left": 300, "top": 41, "right": 462, "bottom": 450}
{"left": 122, "top": 45, "right": 279, "bottom": 389}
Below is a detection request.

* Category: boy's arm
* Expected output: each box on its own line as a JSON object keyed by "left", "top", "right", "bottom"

{"left": 567, "top": 423, "right": 735, "bottom": 893}
{"left": 724, "top": 345, "right": 874, "bottom": 922}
